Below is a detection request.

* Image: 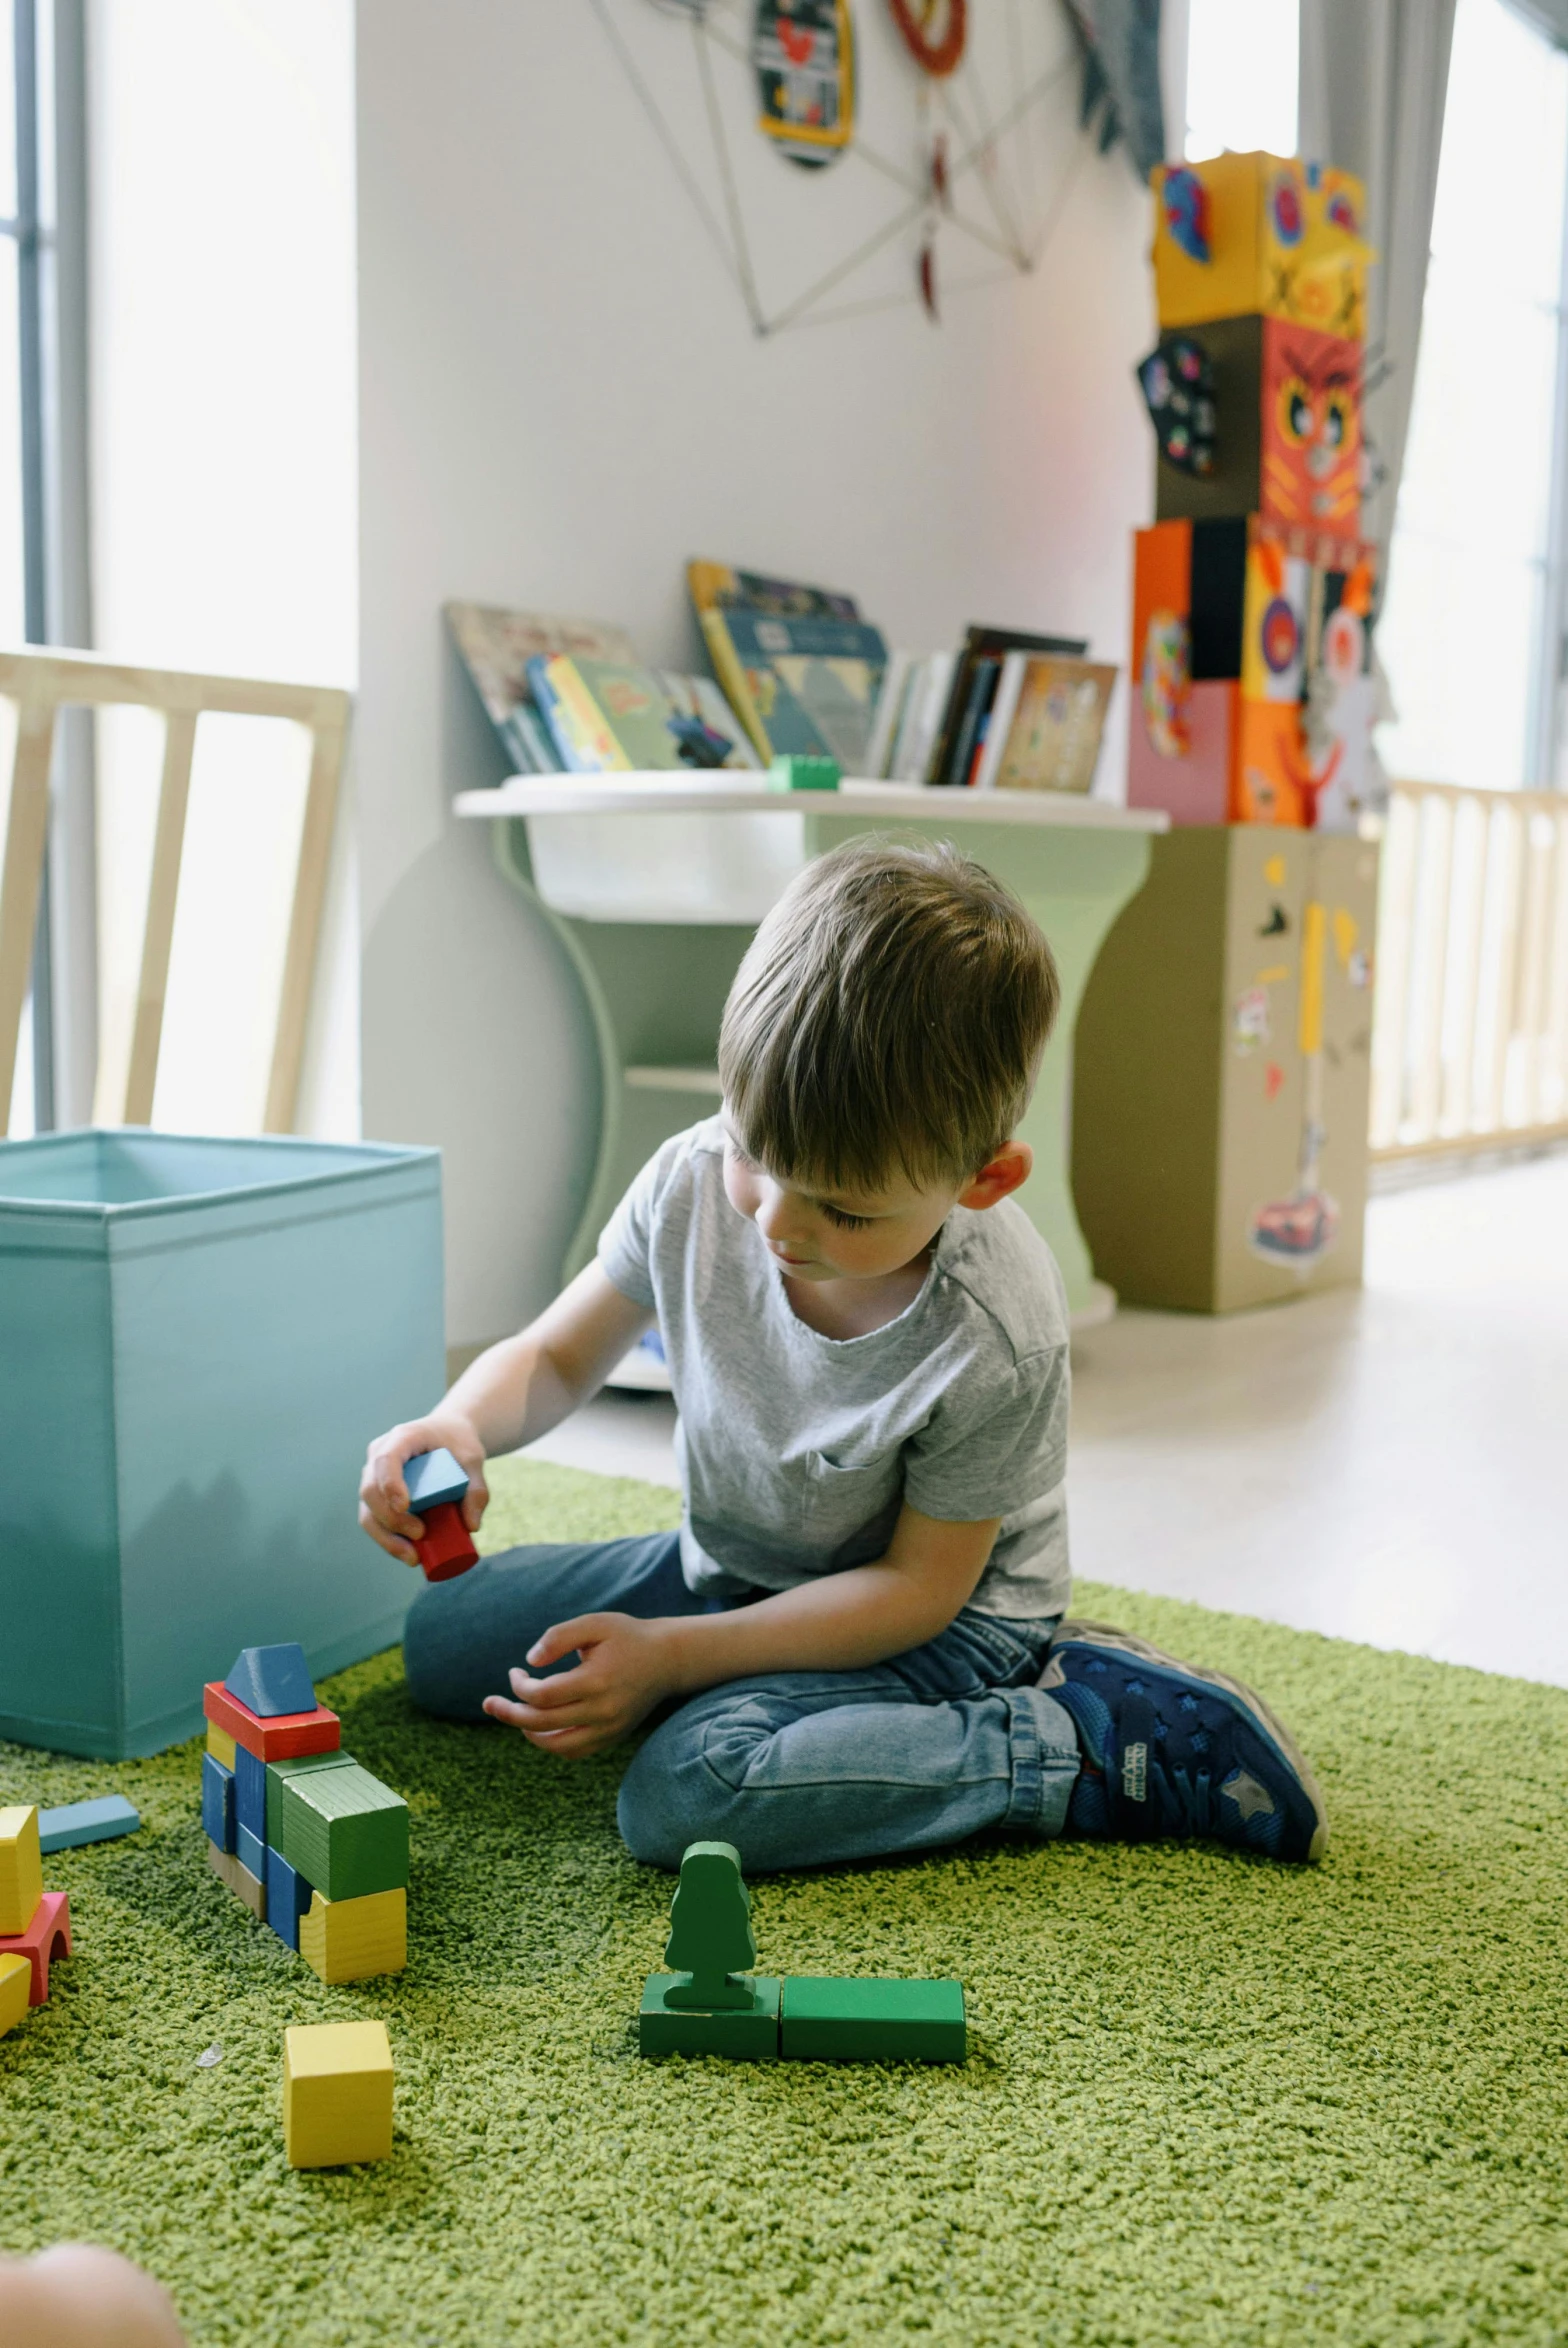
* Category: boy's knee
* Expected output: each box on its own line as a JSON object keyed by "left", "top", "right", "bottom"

{"left": 617, "top": 1712, "right": 749, "bottom": 1868}
{"left": 402, "top": 1567, "right": 496, "bottom": 1721}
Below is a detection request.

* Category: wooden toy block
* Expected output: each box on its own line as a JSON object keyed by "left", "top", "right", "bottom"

{"left": 201, "top": 1754, "right": 236, "bottom": 1855}
{"left": 234, "top": 1744, "right": 268, "bottom": 1840}
{"left": 203, "top": 1681, "right": 340, "bottom": 1763}
{"left": 298, "top": 1886, "right": 407, "bottom": 1984}
{"left": 279, "top": 1762, "right": 408, "bottom": 1901}
{"left": 639, "top": 1973, "right": 781, "bottom": 2059}
{"left": 265, "top": 1750, "right": 357, "bottom": 1848}
{"left": 283, "top": 2020, "right": 394, "bottom": 2168}
{"left": 206, "top": 1721, "right": 238, "bottom": 1769}
{"left": 224, "top": 1642, "right": 316, "bottom": 1719}
{"left": 207, "top": 1838, "right": 266, "bottom": 1920}
{"left": 0, "top": 1950, "right": 29, "bottom": 2036}
{"left": 0, "top": 1889, "right": 72, "bottom": 2004}
{"left": 766, "top": 752, "right": 841, "bottom": 791}
{"left": 236, "top": 1822, "right": 266, "bottom": 1879}
{"left": 779, "top": 1977, "right": 967, "bottom": 2063}
{"left": 37, "top": 1796, "right": 140, "bottom": 1854}
{"left": 265, "top": 1845, "right": 314, "bottom": 1951}
{"left": 414, "top": 1499, "right": 478, "bottom": 1583}
{"left": 660, "top": 1841, "right": 758, "bottom": 2008}
{"left": 0, "top": 1805, "right": 44, "bottom": 1936}
{"left": 403, "top": 1446, "right": 469, "bottom": 1514}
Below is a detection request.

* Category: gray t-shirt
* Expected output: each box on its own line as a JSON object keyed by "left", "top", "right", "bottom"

{"left": 597, "top": 1116, "right": 1071, "bottom": 1622}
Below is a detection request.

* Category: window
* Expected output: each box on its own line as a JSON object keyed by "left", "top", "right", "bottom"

{"left": 1378, "top": 0, "right": 1568, "bottom": 792}
{"left": 1183, "top": 0, "right": 1299, "bottom": 164}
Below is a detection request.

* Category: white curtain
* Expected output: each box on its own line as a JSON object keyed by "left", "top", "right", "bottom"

{"left": 1298, "top": 0, "right": 1458, "bottom": 554}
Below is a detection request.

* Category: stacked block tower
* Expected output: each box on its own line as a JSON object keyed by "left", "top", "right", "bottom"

{"left": 0, "top": 1804, "right": 73, "bottom": 2036}
{"left": 201, "top": 1643, "right": 408, "bottom": 1983}
{"left": 1128, "top": 151, "right": 1379, "bottom": 831}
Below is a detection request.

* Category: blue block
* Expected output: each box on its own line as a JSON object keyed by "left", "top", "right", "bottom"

{"left": 202, "top": 1754, "right": 235, "bottom": 1854}
{"left": 38, "top": 1795, "right": 141, "bottom": 1853}
{"left": 224, "top": 1642, "right": 315, "bottom": 1719}
{"left": 234, "top": 1743, "right": 268, "bottom": 1839}
{"left": 0, "top": 1130, "right": 444, "bottom": 1759}
{"left": 265, "top": 1843, "right": 314, "bottom": 1950}
{"left": 236, "top": 1822, "right": 265, "bottom": 1879}
{"left": 404, "top": 1447, "right": 469, "bottom": 1514}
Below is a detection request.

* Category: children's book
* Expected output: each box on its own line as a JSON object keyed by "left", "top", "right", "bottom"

{"left": 928, "top": 625, "right": 1089, "bottom": 786}
{"left": 887, "top": 652, "right": 958, "bottom": 782}
{"left": 688, "top": 561, "right": 867, "bottom": 759}
{"left": 715, "top": 606, "right": 889, "bottom": 769}
{"left": 863, "top": 651, "right": 916, "bottom": 778}
{"left": 656, "top": 672, "right": 762, "bottom": 769}
{"left": 977, "top": 656, "right": 1119, "bottom": 794}
{"left": 528, "top": 656, "right": 691, "bottom": 773}
{"left": 445, "top": 603, "right": 642, "bottom": 774}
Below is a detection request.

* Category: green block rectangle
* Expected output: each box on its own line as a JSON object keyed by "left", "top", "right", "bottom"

{"left": 780, "top": 1977, "right": 966, "bottom": 2063}
{"left": 279, "top": 1761, "right": 408, "bottom": 1900}
{"left": 265, "top": 1750, "right": 356, "bottom": 1850}
{"left": 639, "top": 1975, "right": 781, "bottom": 2060}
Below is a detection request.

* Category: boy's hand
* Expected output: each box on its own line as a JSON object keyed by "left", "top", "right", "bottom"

{"left": 482, "top": 1614, "right": 679, "bottom": 1756}
{"left": 359, "top": 1418, "right": 488, "bottom": 1566}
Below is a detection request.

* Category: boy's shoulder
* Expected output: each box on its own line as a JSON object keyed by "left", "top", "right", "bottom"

{"left": 933, "top": 1198, "right": 1070, "bottom": 1368}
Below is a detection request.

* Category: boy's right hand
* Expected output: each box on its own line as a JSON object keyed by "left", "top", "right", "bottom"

{"left": 359, "top": 1418, "right": 488, "bottom": 1566}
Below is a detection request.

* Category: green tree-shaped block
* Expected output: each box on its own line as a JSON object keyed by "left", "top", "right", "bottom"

{"left": 662, "top": 1841, "right": 757, "bottom": 2009}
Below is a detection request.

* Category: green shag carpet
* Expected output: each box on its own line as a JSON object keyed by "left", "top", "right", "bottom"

{"left": 4, "top": 1456, "right": 1568, "bottom": 2347}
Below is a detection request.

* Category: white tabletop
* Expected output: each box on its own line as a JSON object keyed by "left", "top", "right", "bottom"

{"left": 455, "top": 775, "right": 1168, "bottom": 831}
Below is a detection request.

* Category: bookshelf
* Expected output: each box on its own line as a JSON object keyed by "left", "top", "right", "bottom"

{"left": 454, "top": 777, "right": 1168, "bottom": 1328}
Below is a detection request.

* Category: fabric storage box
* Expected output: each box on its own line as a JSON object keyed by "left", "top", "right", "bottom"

{"left": 0, "top": 1130, "right": 444, "bottom": 1758}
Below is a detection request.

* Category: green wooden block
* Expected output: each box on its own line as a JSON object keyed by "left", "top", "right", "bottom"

{"left": 766, "top": 754, "right": 840, "bottom": 792}
{"left": 639, "top": 1974, "right": 781, "bottom": 2059}
{"left": 265, "top": 1750, "right": 356, "bottom": 1849}
{"left": 279, "top": 1761, "right": 408, "bottom": 1900}
{"left": 780, "top": 1977, "right": 967, "bottom": 2063}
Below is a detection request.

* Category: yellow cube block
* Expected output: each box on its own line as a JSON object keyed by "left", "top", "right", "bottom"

{"left": 206, "top": 1721, "right": 238, "bottom": 1769}
{"left": 298, "top": 1885, "right": 406, "bottom": 1985}
{"left": 0, "top": 1805, "right": 43, "bottom": 1937}
{"left": 283, "top": 2020, "right": 393, "bottom": 2168}
{"left": 0, "top": 1951, "right": 30, "bottom": 2037}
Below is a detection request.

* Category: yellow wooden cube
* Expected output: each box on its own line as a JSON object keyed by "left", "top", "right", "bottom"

{"left": 298, "top": 1885, "right": 406, "bottom": 1985}
{"left": 283, "top": 2021, "right": 393, "bottom": 2168}
{"left": 0, "top": 1805, "right": 43, "bottom": 1937}
{"left": 0, "top": 1951, "right": 30, "bottom": 2037}
{"left": 206, "top": 1721, "right": 238, "bottom": 1769}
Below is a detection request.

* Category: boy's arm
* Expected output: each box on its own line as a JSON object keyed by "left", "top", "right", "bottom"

{"left": 484, "top": 1501, "right": 1001, "bottom": 1756}
{"left": 358, "top": 1263, "right": 652, "bottom": 1562}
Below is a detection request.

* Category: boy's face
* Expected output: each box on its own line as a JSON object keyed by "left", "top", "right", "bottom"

{"left": 721, "top": 1122, "right": 1031, "bottom": 1284}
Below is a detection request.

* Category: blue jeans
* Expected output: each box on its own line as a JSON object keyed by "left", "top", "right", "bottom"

{"left": 403, "top": 1532, "right": 1084, "bottom": 1873}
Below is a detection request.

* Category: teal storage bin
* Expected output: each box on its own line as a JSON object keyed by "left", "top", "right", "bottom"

{"left": 0, "top": 1130, "right": 445, "bottom": 1758}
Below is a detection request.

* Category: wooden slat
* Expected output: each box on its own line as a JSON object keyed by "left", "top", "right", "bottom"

{"left": 1369, "top": 787, "right": 1419, "bottom": 1146}
{"left": 0, "top": 698, "right": 59, "bottom": 1134}
{"left": 122, "top": 707, "right": 198, "bottom": 1125}
{"left": 1442, "top": 794, "right": 1488, "bottom": 1140}
{"left": 1481, "top": 800, "right": 1522, "bottom": 1133}
{"left": 263, "top": 708, "right": 349, "bottom": 1134}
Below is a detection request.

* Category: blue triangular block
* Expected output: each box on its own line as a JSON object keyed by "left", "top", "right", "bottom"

{"left": 224, "top": 1642, "right": 316, "bottom": 1719}
{"left": 404, "top": 1447, "right": 470, "bottom": 1513}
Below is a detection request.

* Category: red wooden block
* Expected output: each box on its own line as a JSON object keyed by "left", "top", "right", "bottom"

{"left": 0, "top": 1889, "right": 71, "bottom": 2005}
{"left": 202, "top": 1682, "right": 341, "bottom": 1762}
{"left": 416, "top": 1500, "right": 478, "bottom": 1583}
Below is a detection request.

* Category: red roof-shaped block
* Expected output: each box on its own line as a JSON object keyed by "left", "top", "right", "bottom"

{"left": 202, "top": 1682, "right": 340, "bottom": 1761}
{"left": 0, "top": 1888, "right": 71, "bottom": 2005}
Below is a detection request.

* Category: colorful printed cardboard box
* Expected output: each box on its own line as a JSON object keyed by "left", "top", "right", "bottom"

{"left": 1150, "top": 152, "right": 1372, "bottom": 337}
{"left": 1150, "top": 314, "right": 1363, "bottom": 537}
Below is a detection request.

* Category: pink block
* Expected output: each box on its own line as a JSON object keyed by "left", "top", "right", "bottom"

{"left": 1127, "top": 678, "right": 1235, "bottom": 825}
{"left": 0, "top": 1888, "right": 71, "bottom": 2005}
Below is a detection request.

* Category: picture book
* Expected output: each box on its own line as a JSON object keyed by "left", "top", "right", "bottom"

{"left": 715, "top": 605, "right": 889, "bottom": 769}
{"left": 887, "top": 652, "right": 958, "bottom": 783}
{"left": 527, "top": 656, "right": 688, "bottom": 773}
{"left": 688, "top": 560, "right": 867, "bottom": 760}
{"left": 656, "top": 672, "right": 761, "bottom": 769}
{"left": 445, "top": 602, "right": 641, "bottom": 774}
{"left": 928, "top": 624, "right": 1089, "bottom": 786}
{"left": 978, "top": 656, "right": 1119, "bottom": 794}
{"left": 863, "top": 651, "right": 916, "bottom": 778}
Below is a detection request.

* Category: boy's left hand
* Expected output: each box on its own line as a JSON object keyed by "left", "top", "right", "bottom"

{"left": 482, "top": 1614, "right": 677, "bottom": 1756}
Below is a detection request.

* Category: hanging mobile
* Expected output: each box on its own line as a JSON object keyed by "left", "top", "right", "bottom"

{"left": 753, "top": 0, "right": 857, "bottom": 170}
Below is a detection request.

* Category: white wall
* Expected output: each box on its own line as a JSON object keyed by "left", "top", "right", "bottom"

{"left": 355, "top": 0, "right": 1157, "bottom": 1349}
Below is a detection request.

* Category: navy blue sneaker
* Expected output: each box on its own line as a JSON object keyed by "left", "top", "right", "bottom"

{"left": 1040, "top": 1620, "right": 1328, "bottom": 1863}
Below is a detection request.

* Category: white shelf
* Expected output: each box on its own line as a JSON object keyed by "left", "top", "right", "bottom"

{"left": 455, "top": 774, "right": 1169, "bottom": 832}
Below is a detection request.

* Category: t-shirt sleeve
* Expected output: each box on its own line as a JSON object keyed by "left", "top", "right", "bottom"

{"left": 596, "top": 1137, "right": 675, "bottom": 1309}
{"left": 902, "top": 1342, "right": 1069, "bottom": 1524}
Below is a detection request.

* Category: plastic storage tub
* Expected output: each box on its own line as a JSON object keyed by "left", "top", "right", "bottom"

{"left": 0, "top": 1130, "right": 445, "bottom": 1758}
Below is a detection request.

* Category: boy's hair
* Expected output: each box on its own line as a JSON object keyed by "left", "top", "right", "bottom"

{"left": 718, "top": 836, "right": 1060, "bottom": 1192}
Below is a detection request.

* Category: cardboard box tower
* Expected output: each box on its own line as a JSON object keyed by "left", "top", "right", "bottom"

{"left": 1128, "top": 151, "right": 1380, "bottom": 830}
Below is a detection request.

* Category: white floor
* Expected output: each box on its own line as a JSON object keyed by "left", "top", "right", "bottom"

{"left": 524, "top": 1151, "right": 1568, "bottom": 1686}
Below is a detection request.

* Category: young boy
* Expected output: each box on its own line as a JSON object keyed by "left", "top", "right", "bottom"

{"left": 361, "top": 839, "right": 1326, "bottom": 1873}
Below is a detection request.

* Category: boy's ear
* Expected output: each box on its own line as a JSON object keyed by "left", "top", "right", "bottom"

{"left": 955, "top": 1140, "right": 1033, "bottom": 1213}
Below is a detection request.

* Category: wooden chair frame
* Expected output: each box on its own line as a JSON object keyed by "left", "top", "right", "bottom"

{"left": 0, "top": 645, "right": 350, "bottom": 1137}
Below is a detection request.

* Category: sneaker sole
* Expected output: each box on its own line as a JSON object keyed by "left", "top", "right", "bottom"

{"left": 1046, "top": 1617, "right": 1329, "bottom": 1863}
